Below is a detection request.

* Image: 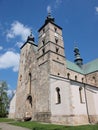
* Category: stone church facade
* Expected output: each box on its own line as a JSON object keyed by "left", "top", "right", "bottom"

{"left": 9, "top": 14, "right": 98, "bottom": 125}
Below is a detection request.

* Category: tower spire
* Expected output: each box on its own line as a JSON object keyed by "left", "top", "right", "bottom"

{"left": 27, "top": 29, "right": 35, "bottom": 43}
{"left": 30, "top": 29, "right": 32, "bottom": 36}
{"left": 45, "top": 8, "right": 55, "bottom": 24}
{"left": 47, "top": 7, "right": 51, "bottom": 18}
{"left": 74, "top": 45, "right": 83, "bottom": 68}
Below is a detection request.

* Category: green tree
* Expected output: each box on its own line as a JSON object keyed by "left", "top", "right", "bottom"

{"left": 0, "top": 81, "right": 9, "bottom": 117}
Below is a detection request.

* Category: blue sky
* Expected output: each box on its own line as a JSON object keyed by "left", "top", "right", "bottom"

{"left": 0, "top": 0, "right": 98, "bottom": 93}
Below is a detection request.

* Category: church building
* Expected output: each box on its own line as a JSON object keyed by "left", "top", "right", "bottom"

{"left": 9, "top": 14, "right": 98, "bottom": 125}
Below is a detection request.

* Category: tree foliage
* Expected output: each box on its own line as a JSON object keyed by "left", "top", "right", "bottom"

{"left": 0, "top": 81, "right": 9, "bottom": 117}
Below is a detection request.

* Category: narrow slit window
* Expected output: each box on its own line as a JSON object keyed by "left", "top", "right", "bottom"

{"left": 67, "top": 73, "right": 70, "bottom": 79}
{"left": 20, "top": 75, "right": 22, "bottom": 81}
{"left": 79, "top": 87, "right": 85, "bottom": 103}
{"left": 56, "top": 47, "right": 59, "bottom": 53}
{"left": 56, "top": 87, "right": 61, "bottom": 104}
{"left": 93, "top": 76, "right": 96, "bottom": 84}
{"left": 42, "top": 48, "right": 45, "bottom": 54}
{"left": 55, "top": 38, "right": 58, "bottom": 44}
{"left": 42, "top": 39, "right": 45, "bottom": 46}
{"left": 82, "top": 78, "right": 84, "bottom": 83}
{"left": 75, "top": 75, "right": 77, "bottom": 81}
{"left": 29, "top": 72, "right": 32, "bottom": 94}
{"left": 54, "top": 27, "right": 57, "bottom": 32}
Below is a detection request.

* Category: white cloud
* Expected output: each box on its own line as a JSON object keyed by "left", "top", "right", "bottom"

{"left": 6, "top": 21, "right": 31, "bottom": 41}
{"left": 0, "top": 46, "right": 3, "bottom": 50}
{"left": 0, "top": 51, "right": 20, "bottom": 72}
{"left": 95, "top": 7, "right": 98, "bottom": 14}
{"left": 15, "top": 42, "right": 24, "bottom": 48}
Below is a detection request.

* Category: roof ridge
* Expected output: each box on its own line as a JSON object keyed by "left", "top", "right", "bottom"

{"left": 66, "top": 59, "right": 98, "bottom": 75}
{"left": 83, "top": 58, "right": 98, "bottom": 66}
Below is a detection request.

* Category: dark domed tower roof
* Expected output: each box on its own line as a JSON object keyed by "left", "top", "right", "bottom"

{"left": 38, "top": 13, "right": 62, "bottom": 32}
{"left": 27, "top": 31, "right": 35, "bottom": 43}
{"left": 74, "top": 46, "right": 83, "bottom": 68}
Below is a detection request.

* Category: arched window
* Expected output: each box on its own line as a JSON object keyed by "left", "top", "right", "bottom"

{"left": 92, "top": 76, "right": 96, "bottom": 84}
{"left": 82, "top": 78, "right": 84, "bottom": 83}
{"left": 56, "top": 47, "right": 59, "bottom": 53}
{"left": 55, "top": 38, "right": 58, "bottom": 44}
{"left": 20, "top": 75, "right": 22, "bottom": 81}
{"left": 54, "top": 27, "right": 57, "bottom": 32}
{"left": 75, "top": 75, "right": 77, "bottom": 81}
{"left": 67, "top": 73, "right": 70, "bottom": 79}
{"left": 42, "top": 48, "right": 45, "bottom": 54}
{"left": 58, "top": 73, "right": 60, "bottom": 76}
{"left": 79, "top": 87, "right": 85, "bottom": 103}
{"left": 56, "top": 87, "right": 61, "bottom": 104}
{"left": 42, "top": 39, "right": 45, "bottom": 46}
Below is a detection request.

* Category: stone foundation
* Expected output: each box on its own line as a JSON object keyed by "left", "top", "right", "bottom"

{"left": 8, "top": 113, "right": 15, "bottom": 119}
{"left": 51, "top": 115, "right": 89, "bottom": 125}
{"left": 34, "top": 112, "right": 51, "bottom": 123}
{"left": 89, "top": 115, "right": 98, "bottom": 124}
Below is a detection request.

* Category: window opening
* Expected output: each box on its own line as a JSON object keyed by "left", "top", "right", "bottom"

{"left": 54, "top": 27, "right": 57, "bottom": 32}
{"left": 58, "top": 73, "right": 60, "bottom": 76}
{"left": 75, "top": 75, "right": 77, "bottom": 81}
{"left": 20, "top": 75, "right": 22, "bottom": 81}
{"left": 27, "top": 95, "right": 32, "bottom": 107}
{"left": 42, "top": 39, "right": 45, "bottom": 46}
{"left": 93, "top": 76, "right": 96, "bottom": 84}
{"left": 67, "top": 73, "right": 70, "bottom": 79}
{"left": 29, "top": 72, "right": 32, "bottom": 94}
{"left": 82, "top": 78, "right": 84, "bottom": 83}
{"left": 55, "top": 38, "right": 58, "bottom": 44}
{"left": 56, "top": 87, "right": 61, "bottom": 104}
{"left": 42, "top": 48, "right": 45, "bottom": 54}
{"left": 56, "top": 47, "right": 59, "bottom": 53}
{"left": 79, "top": 87, "right": 85, "bottom": 103}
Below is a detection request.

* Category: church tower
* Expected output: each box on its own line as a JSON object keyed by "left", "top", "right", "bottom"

{"left": 38, "top": 13, "right": 66, "bottom": 77}
{"left": 35, "top": 13, "right": 72, "bottom": 124}
{"left": 15, "top": 32, "right": 38, "bottom": 120}
{"left": 15, "top": 14, "right": 74, "bottom": 124}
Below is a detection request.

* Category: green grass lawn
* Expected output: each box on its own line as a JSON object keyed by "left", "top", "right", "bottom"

{"left": 1, "top": 118, "right": 98, "bottom": 130}
{"left": 10, "top": 121, "right": 98, "bottom": 130}
{"left": 0, "top": 118, "right": 14, "bottom": 122}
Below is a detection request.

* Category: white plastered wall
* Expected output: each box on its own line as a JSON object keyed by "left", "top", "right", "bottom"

{"left": 70, "top": 82, "right": 87, "bottom": 115}
{"left": 86, "top": 85, "right": 98, "bottom": 115}
{"left": 50, "top": 76, "right": 72, "bottom": 116}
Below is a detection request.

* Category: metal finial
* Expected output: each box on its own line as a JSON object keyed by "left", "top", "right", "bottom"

{"left": 48, "top": 12, "right": 51, "bottom": 18}
{"left": 73, "top": 43, "right": 83, "bottom": 67}
{"left": 30, "top": 29, "right": 32, "bottom": 36}
{"left": 47, "top": 5, "right": 51, "bottom": 18}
